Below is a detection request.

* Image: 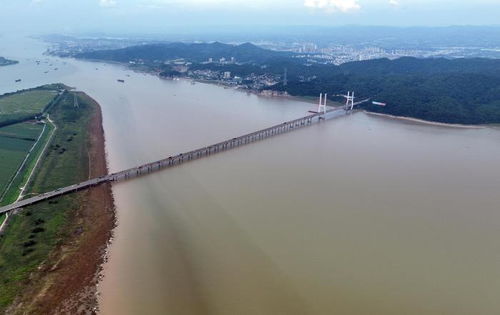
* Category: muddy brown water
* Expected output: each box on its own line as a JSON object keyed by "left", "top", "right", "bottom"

{"left": 2, "top": 36, "right": 500, "bottom": 314}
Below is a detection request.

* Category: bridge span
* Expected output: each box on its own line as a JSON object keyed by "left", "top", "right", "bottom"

{"left": 0, "top": 107, "right": 347, "bottom": 215}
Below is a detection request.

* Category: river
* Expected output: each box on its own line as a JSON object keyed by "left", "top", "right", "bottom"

{"left": 2, "top": 36, "right": 500, "bottom": 314}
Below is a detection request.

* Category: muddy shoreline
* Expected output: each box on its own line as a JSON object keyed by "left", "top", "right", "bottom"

{"left": 48, "top": 96, "right": 116, "bottom": 314}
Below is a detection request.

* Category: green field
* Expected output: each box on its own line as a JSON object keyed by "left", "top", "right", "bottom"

{"left": 0, "top": 123, "right": 45, "bottom": 140}
{"left": 0, "top": 85, "right": 64, "bottom": 206}
{"left": 0, "top": 90, "right": 96, "bottom": 311}
{"left": 0, "top": 124, "right": 44, "bottom": 196}
{"left": 0, "top": 122, "right": 52, "bottom": 206}
{"left": 0, "top": 90, "right": 57, "bottom": 126}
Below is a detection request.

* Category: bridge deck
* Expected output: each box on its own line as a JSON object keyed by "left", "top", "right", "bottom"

{"left": 0, "top": 108, "right": 347, "bottom": 214}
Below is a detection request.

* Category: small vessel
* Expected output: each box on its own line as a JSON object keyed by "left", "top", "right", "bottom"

{"left": 15, "top": 79, "right": 22, "bottom": 82}
{"left": 117, "top": 79, "right": 125, "bottom": 83}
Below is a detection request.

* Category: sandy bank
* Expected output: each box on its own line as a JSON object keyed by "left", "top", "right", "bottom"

{"left": 364, "top": 111, "right": 485, "bottom": 129}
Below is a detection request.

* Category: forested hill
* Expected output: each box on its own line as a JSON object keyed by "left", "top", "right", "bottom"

{"left": 339, "top": 57, "right": 500, "bottom": 76}
{"left": 271, "top": 58, "right": 500, "bottom": 124}
{"left": 75, "top": 42, "right": 290, "bottom": 64}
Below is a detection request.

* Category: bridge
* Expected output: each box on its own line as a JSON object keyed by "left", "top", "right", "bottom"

{"left": 0, "top": 94, "right": 365, "bottom": 216}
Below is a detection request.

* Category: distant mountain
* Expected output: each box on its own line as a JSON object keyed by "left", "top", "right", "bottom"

{"left": 158, "top": 26, "right": 500, "bottom": 50}
{"left": 75, "top": 42, "right": 291, "bottom": 64}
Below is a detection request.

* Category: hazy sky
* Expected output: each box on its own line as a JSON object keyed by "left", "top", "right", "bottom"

{"left": 1, "top": 0, "right": 499, "bottom": 34}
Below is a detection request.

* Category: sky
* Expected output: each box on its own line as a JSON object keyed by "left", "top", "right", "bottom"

{"left": 1, "top": 0, "right": 499, "bottom": 34}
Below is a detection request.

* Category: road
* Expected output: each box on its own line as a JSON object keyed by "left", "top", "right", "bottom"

{"left": 0, "top": 107, "right": 348, "bottom": 215}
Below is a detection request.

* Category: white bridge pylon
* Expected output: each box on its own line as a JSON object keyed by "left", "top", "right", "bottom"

{"left": 318, "top": 93, "right": 327, "bottom": 114}
{"left": 344, "top": 91, "right": 355, "bottom": 111}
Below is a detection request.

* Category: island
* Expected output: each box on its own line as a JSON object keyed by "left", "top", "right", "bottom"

{"left": 0, "top": 85, "right": 114, "bottom": 313}
{"left": 0, "top": 57, "right": 18, "bottom": 67}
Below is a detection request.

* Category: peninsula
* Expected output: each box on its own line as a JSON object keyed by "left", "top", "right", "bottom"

{"left": 0, "top": 85, "right": 114, "bottom": 313}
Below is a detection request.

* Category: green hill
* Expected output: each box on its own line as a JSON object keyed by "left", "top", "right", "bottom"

{"left": 76, "top": 42, "right": 290, "bottom": 64}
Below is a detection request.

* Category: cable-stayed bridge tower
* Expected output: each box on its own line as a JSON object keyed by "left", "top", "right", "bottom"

{"left": 344, "top": 91, "right": 355, "bottom": 111}
{"left": 318, "top": 93, "right": 327, "bottom": 114}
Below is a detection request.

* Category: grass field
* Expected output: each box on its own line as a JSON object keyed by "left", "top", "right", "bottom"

{"left": 0, "top": 90, "right": 58, "bottom": 126}
{"left": 0, "top": 123, "right": 45, "bottom": 140}
{"left": 0, "top": 86, "right": 63, "bottom": 206}
{"left": 0, "top": 124, "right": 44, "bottom": 197}
{"left": 0, "top": 122, "right": 52, "bottom": 207}
{"left": 0, "top": 91, "right": 96, "bottom": 310}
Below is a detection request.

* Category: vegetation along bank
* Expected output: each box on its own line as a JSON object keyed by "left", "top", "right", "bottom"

{"left": 0, "top": 85, "right": 115, "bottom": 314}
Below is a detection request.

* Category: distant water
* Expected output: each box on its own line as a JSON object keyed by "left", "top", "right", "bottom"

{"left": 2, "top": 36, "right": 500, "bottom": 314}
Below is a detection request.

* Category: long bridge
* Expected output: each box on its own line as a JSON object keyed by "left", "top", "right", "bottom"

{"left": 0, "top": 104, "right": 356, "bottom": 215}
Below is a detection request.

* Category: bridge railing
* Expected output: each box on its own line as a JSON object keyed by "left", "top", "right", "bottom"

{"left": 0, "top": 108, "right": 344, "bottom": 214}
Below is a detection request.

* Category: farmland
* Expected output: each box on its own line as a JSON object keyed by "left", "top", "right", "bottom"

{"left": 0, "top": 89, "right": 58, "bottom": 126}
{"left": 0, "top": 85, "right": 64, "bottom": 207}
{"left": 0, "top": 122, "right": 50, "bottom": 206}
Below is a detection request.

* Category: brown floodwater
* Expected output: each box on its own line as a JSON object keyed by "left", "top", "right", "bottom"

{"left": 2, "top": 36, "right": 500, "bottom": 315}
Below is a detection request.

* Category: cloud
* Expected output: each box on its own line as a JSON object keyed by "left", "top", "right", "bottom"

{"left": 99, "top": 0, "right": 117, "bottom": 7}
{"left": 304, "top": 0, "right": 361, "bottom": 12}
{"left": 389, "top": 0, "right": 400, "bottom": 6}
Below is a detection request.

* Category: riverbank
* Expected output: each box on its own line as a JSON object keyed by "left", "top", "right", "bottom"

{"left": 0, "top": 91, "right": 115, "bottom": 314}
{"left": 364, "top": 110, "right": 486, "bottom": 129}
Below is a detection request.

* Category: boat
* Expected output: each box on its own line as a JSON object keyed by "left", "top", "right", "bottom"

{"left": 15, "top": 79, "right": 21, "bottom": 82}
{"left": 117, "top": 79, "right": 125, "bottom": 83}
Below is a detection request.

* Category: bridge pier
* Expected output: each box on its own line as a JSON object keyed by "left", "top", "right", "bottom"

{"left": 0, "top": 108, "right": 349, "bottom": 215}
